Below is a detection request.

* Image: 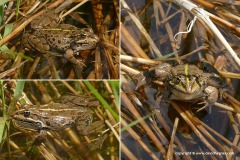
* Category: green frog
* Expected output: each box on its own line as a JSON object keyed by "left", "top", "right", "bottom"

{"left": 11, "top": 95, "right": 104, "bottom": 142}
{"left": 135, "top": 61, "right": 227, "bottom": 107}
{"left": 22, "top": 12, "right": 99, "bottom": 65}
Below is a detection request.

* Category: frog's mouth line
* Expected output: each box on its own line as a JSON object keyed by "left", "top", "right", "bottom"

{"left": 69, "top": 32, "right": 99, "bottom": 49}
{"left": 79, "top": 42, "right": 95, "bottom": 46}
{"left": 76, "top": 34, "right": 99, "bottom": 44}
{"left": 71, "top": 41, "right": 98, "bottom": 51}
{"left": 12, "top": 116, "right": 45, "bottom": 131}
{"left": 77, "top": 39, "right": 99, "bottom": 44}
{"left": 12, "top": 116, "right": 41, "bottom": 124}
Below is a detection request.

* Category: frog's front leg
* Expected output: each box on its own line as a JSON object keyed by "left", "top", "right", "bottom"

{"left": 77, "top": 121, "right": 105, "bottom": 135}
{"left": 202, "top": 86, "right": 219, "bottom": 112}
{"left": 64, "top": 49, "right": 85, "bottom": 78}
{"left": 64, "top": 49, "right": 85, "bottom": 66}
{"left": 204, "top": 86, "right": 218, "bottom": 104}
{"left": 135, "top": 63, "right": 172, "bottom": 89}
{"left": 31, "top": 130, "right": 48, "bottom": 145}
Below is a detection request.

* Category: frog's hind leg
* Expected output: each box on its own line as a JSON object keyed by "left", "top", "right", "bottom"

{"left": 77, "top": 121, "right": 105, "bottom": 136}
{"left": 22, "top": 33, "right": 50, "bottom": 53}
{"left": 87, "top": 133, "right": 108, "bottom": 152}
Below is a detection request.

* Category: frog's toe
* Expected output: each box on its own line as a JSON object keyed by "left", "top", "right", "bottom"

{"left": 205, "top": 102, "right": 213, "bottom": 114}
{"left": 196, "top": 101, "right": 213, "bottom": 114}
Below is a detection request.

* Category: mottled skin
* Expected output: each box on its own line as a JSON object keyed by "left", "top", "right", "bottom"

{"left": 22, "top": 12, "right": 99, "bottom": 65}
{"left": 11, "top": 95, "right": 104, "bottom": 142}
{"left": 135, "top": 61, "right": 227, "bottom": 106}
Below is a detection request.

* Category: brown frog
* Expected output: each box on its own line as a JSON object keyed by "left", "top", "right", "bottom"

{"left": 135, "top": 61, "right": 227, "bottom": 107}
{"left": 22, "top": 12, "right": 99, "bottom": 65}
{"left": 11, "top": 95, "right": 104, "bottom": 142}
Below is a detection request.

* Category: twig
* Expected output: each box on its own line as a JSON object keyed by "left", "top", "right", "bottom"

{"left": 121, "top": 90, "right": 166, "bottom": 156}
{"left": 121, "top": 63, "right": 139, "bottom": 75}
{"left": 166, "top": 118, "right": 179, "bottom": 160}
{"left": 121, "top": 24, "right": 150, "bottom": 59}
{"left": 0, "top": 60, "right": 28, "bottom": 78}
{"left": 121, "top": 55, "right": 159, "bottom": 65}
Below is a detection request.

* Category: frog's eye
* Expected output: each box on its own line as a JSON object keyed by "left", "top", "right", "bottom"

{"left": 175, "top": 76, "right": 182, "bottom": 82}
{"left": 80, "top": 33, "right": 86, "bottom": 39}
{"left": 24, "top": 110, "right": 30, "bottom": 117}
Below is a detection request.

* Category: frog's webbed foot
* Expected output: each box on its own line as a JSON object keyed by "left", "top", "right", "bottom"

{"left": 77, "top": 121, "right": 105, "bottom": 136}
{"left": 196, "top": 101, "right": 213, "bottom": 114}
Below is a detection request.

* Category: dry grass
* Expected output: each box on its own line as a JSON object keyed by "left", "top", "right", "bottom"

{"left": 121, "top": 0, "right": 240, "bottom": 159}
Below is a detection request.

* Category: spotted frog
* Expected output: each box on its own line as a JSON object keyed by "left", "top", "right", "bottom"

{"left": 135, "top": 61, "right": 227, "bottom": 107}
{"left": 22, "top": 12, "right": 99, "bottom": 65}
{"left": 11, "top": 95, "right": 104, "bottom": 141}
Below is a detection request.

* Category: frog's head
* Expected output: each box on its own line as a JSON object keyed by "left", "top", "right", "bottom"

{"left": 11, "top": 108, "right": 44, "bottom": 131}
{"left": 169, "top": 74, "right": 202, "bottom": 94}
{"left": 169, "top": 64, "right": 204, "bottom": 94}
{"left": 71, "top": 28, "right": 99, "bottom": 51}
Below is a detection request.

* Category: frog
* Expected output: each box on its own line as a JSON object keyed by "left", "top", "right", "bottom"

{"left": 22, "top": 11, "right": 99, "bottom": 65}
{"left": 135, "top": 61, "right": 227, "bottom": 108}
{"left": 11, "top": 95, "right": 105, "bottom": 143}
